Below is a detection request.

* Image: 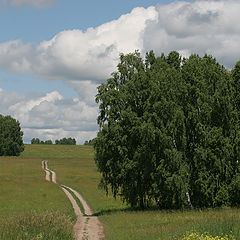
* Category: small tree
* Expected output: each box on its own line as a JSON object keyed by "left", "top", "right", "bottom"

{"left": 84, "top": 138, "right": 95, "bottom": 146}
{"left": 44, "top": 140, "right": 53, "bottom": 144}
{"left": 31, "top": 138, "right": 40, "bottom": 144}
{"left": 0, "top": 114, "right": 24, "bottom": 156}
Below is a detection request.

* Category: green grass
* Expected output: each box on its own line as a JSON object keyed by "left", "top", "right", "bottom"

{"left": 0, "top": 152, "right": 75, "bottom": 239}
{"left": 27, "top": 144, "right": 240, "bottom": 240}
{"left": 1, "top": 144, "right": 240, "bottom": 240}
{"left": 101, "top": 208, "right": 240, "bottom": 240}
{"left": 0, "top": 211, "right": 73, "bottom": 240}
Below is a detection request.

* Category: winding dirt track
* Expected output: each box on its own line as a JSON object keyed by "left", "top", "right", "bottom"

{"left": 42, "top": 160, "right": 105, "bottom": 240}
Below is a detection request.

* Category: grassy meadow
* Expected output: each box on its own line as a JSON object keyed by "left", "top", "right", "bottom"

{"left": 0, "top": 149, "right": 74, "bottom": 240}
{"left": 1, "top": 144, "right": 240, "bottom": 239}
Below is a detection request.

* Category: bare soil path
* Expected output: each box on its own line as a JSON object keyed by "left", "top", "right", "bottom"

{"left": 43, "top": 160, "right": 57, "bottom": 184}
{"left": 42, "top": 160, "right": 105, "bottom": 240}
{"left": 42, "top": 160, "right": 50, "bottom": 182}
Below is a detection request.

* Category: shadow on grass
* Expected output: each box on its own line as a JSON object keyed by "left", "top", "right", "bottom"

{"left": 93, "top": 207, "right": 135, "bottom": 216}
{"left": 93, "top": 205, "right": 216, "bottom": 216}
{"left": 93, "top": 205, "right": 178, "bottom": 216}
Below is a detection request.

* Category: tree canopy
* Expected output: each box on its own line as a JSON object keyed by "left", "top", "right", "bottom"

{"left": 94, "top": 51, "right": 240, "bottom": 209}
{"left": 84, "top": 138, "right": 96, "bottom": 146}
{"left": 31, "top": 138, "right": 53, "bottom": 144}
{"left": 31, "top": 137, "right": 76, "bottom": 145}
{"left": 55, "top": 137, "right": 76, "bottom": 145}
{"left": 0, "top": 114, "right": 24, "bottom": 156}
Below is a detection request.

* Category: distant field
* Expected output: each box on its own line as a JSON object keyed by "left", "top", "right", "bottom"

{"left": 1, "top": 144, "right": 240, "bottom": 239}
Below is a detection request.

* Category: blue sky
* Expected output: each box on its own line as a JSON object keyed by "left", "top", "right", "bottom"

{"left": 0, "top": 0, "right": 181, "bottom": 42}
{"left": 0, "top": 0, "right": 240, "bottom": 144}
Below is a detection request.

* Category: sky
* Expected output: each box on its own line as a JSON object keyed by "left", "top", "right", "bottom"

{"left": 0, "top": 0, "right": 240, "bottom": 144}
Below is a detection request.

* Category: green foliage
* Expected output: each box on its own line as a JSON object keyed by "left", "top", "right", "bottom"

{"left": 45, "top": 139, "right": 53, "bottom": 145}
{"left": 31, "top": 138, "right": 76, "bottom": 145}
{"left": 95, "top": 50, "right": 240, "bottom": 209}
{"left": 84, "top": 138, "right": 95, "bottom": 146}
{"left": 0, "top": 114, "right": 24, "bottom": 156}
{"left": 31, "top": 138, "right": 40, "bottom": 144}
{"left": 55, "top": 137, "right": 76, "bottom": 145}
{"left": 31, "top": 138, "right": 53, "bottom": 144}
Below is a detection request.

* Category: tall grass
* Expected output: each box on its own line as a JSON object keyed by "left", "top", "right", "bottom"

{"left": 101, "top": 208, "right": 240, "bottom": 240}
{"left": 0, "top": 211, "right": 73, "bottom": 240}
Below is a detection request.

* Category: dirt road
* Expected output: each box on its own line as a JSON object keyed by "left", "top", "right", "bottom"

{"left": 42, "top": 160, "right": 104, "bottom": 240}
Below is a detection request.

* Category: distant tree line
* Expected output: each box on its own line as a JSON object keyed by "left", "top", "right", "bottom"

{"left": 55, "top": 137, "right": 76, "bottom": 145}
{"left": 94, "top": 50, "right": 240, "bottom": 209}
{"left": 31, "top": 138, "right": 53, "bottom": 144}
{"left": 84, "top": 138, "right": 95, "bottom": 146}
{"left": 0, "top": 114, "right": 24, "bottom": 156}
{"left": 31, "top": 137, "right": 76, "bottom": 145}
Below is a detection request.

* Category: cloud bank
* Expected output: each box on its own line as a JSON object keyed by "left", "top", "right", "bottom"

{"left": 143, "top": 0, "right": 240, "bottom": 68}
{"left": 0, "top": 88, "right": 98, "bottom": 144}
{"left": 1, "top": 0, "right": 240, "bottom": 143}
{"left": 0, "top": 6, "right": 158, "bottom": 82}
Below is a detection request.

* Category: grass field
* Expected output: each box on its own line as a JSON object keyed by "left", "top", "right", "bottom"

{"left": 1, "top": 144, "right": 240, "bottom": 239}
{"left": 0, "top": 151, "right": 75, "bottom": 239}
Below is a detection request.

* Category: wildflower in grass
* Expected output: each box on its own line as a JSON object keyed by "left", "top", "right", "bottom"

{"left": 181, "top": 232, "right": 235, "bottom": 240}
{"left": 31, "top": 233, "right": 43, "bottom": 240}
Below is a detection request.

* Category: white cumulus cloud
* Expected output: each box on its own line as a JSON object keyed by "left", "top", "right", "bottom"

{"left": 0, "top": 1, "right": 240, "bottom": 82}
{"left": 143, "top": 0, "right": 240, "bottom": 68}
{"left": 0, "top": 6, "right": 158, "bottom": 82}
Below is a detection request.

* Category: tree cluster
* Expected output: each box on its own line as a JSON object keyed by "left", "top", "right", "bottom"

{"left": 55, "top": 137, "right": 76, "bottom": 145}
{"left": 0, "top": 114, "right": 24, "bottom": 156}
{"left": 31, "top": 138, "right": 53, "bottom": 144}
{"left": 84, "top": 138, "right": 95, "bottom": 146}
{"left": 31, "top": 137, "right": 76, "bottom": 145}
{"left": 94, "top": 51, "right": 240, "bottom": 209}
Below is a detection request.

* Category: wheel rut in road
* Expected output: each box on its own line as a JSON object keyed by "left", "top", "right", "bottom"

{"left": 42, "top": 160, "right": 104, "bottom": 240}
